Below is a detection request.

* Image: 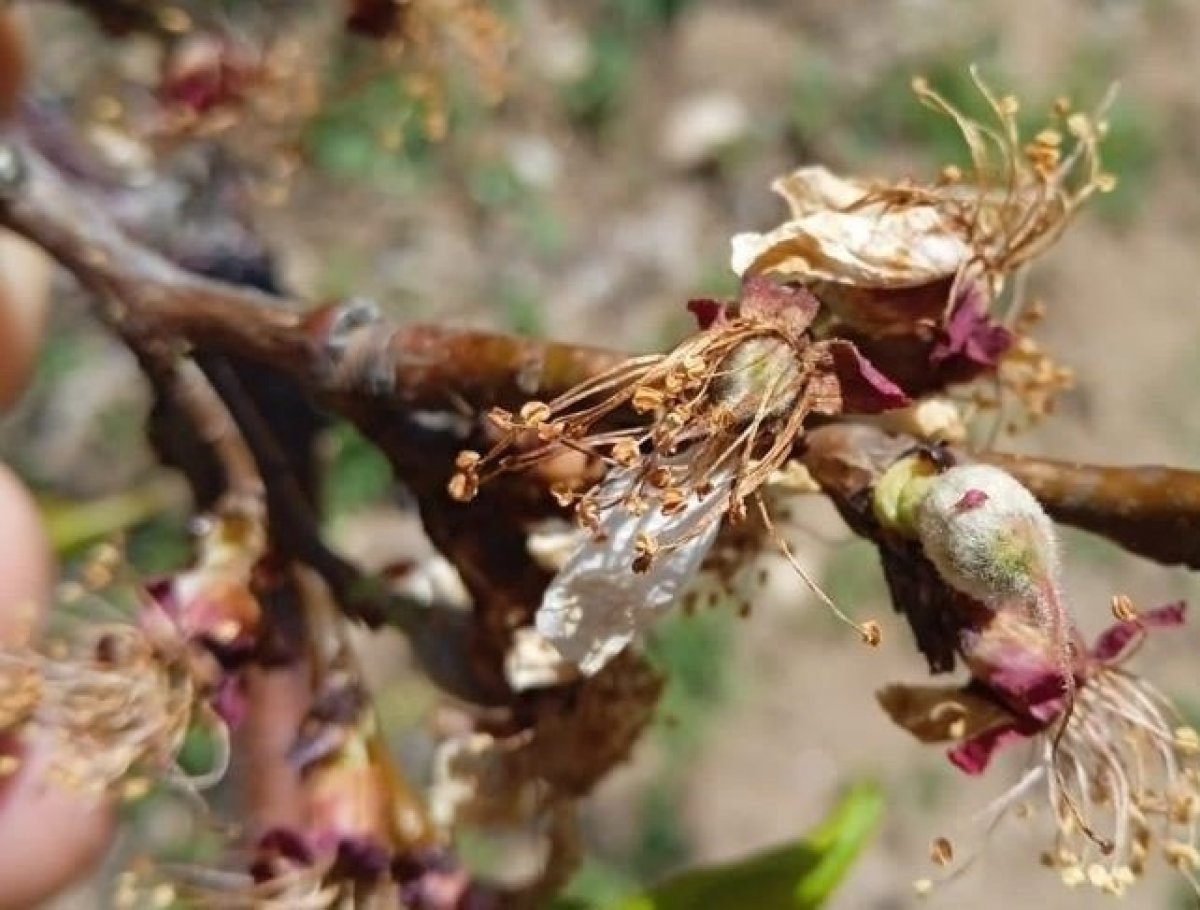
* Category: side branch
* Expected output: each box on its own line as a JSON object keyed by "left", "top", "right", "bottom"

{"left": 0, "top": 134, "right": 623, "bottom": 412}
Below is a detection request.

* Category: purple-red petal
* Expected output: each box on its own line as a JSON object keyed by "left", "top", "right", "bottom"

{"left": 930, "top": 283, "right": 1012, "bottom": 379}
{"left": 823, "top": 340, "right": 911, "bottom": 413}
{"left": 947, "top": 723, "right": 1029, "bottom": 775}
{"left": 686, "top": 298, "right": 725, "bottom": 329}
{"left": 211, "top": 674, "right": 249, "bottom": 728}
{"left": 1091, "top": 600, "right": 1187, "bottom": 664}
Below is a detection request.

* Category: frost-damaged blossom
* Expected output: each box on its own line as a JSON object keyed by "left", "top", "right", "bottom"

{"left": 880, "top": 600, "right": 1200, "bottom": 897}
{"left": 161, "top": 672, "right": 459, "bottom": 909}
{"left": 730, "top": 70, "right": 1113, "bottom": 397}
{"left": 143, "top": 509, "right": 266, "bottom": 665}
{"left": 0, "top": 620, "right": 206, "bottom": 797}
{"left": 733, "top": 70, "right": 1114, "bottom": 310}
{"left": 451, "top": 276, "right": 908, "bottom": 673}
{"left": 876, "top": 461, "right": 1077, "bottom": 701}
{"left": 0, "top": 508, "right": 271, "bottom": 799}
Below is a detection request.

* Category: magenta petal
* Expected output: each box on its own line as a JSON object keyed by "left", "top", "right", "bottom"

{"left": 1091, "top": 600, "right": 1187, "bottom": 664}
{"left": 930, "top": 283, "right": 1012, "bottom": 379}
{"left": 211, "top": 674, "right": 249, "bottom": 728}
{"left": 824, "top": 340, "right": 911, "bottom": 413}
{"left": 1140, "top": 600, "right": 1187, "bottom": 628}
{"left": 947, "top": 723, "right": 1028, "bottom": 775}
{"left": 686, "top": 298, "right": 725, "bottom": 329}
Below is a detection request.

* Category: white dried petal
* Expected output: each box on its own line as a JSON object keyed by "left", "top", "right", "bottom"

{"left": 535, "top": 463, "right": 732, "bottom": 675}
{"left": 505, "top": 627, "right": 579, "bottom": 692}
{"left": 526, "top": 522, "right": 587, "bottom": 572}
{"left": 874, "top": 397, "right": 968, "bottom": 444}
{"left": 771, "top": 165, "right": 874, "bottom": 217}
{"left": 730, "top": 206, "right": 969, "bottom": 288}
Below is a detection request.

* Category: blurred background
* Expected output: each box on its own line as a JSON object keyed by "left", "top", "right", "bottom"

{"left": 3, "top": 1, "right": 1200, "bottom": 907}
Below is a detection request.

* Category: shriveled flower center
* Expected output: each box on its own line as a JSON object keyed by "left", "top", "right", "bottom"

{"left": 713, "top": 335, "right": 805, "bottom": 423}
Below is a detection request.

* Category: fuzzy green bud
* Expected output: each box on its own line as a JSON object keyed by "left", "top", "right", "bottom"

{"left": 913, "top": 464, "right": 1059, "bottom": 609}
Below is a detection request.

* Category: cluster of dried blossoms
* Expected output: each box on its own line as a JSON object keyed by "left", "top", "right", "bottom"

{"left": 0, "top": 504, "right": 474, "bottom": 908}
{"left": 450, "top": 276, "right": 910, "bottom": 673}
{"left": 62, "top": 0, "right": 509, "bottom": 196}
{"left": 448, "top": 71, "right": 1114, "bottom": 676}
{"left": 732, "top": 68, "right": 1110, "bottom": 428}
{"left": 441, "top": 68, "right": 1200, "bottom": 902}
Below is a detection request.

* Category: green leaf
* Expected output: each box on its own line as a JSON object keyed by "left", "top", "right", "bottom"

{"left": 601, "top": 783, "right": 883, "bottom": 910}
{"left": 38, "top": 475, "right": 187, "bottom": 558}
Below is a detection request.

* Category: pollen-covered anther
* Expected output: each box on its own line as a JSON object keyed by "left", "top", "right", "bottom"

{"left": 1111, "top": 593, "right": 1139, "bottom": 623}
{"left": 659, "top": 488, "right": 685, "bottom": 515}
{"left": 519, "top": 400, "right": 552, "bottom": 425}
{"left": 859, "top": 619, "right": 882, "bottom": 647}
{"left": 1170, "top": 792, "right": 1199, "bottom": 824}
{"left": 1164, "top": 841, "right": 1200, "bottom": 871}
{"left": 930, "top": 836, "right": 953, "bottom": 866}
{"left": 446, "top": 471, "right": 478, "bottom": 502}
{"left": 681, "top": 354, "right": 706, "bottom": 382}
{"left": 646, "top": 466, "right": 675, "bottom": 490}
{"left": 1060, "top": 865, "right": 1087, "bottom": 888}
{"left": 486, "top": 406, "right": 515, "bottom": 431}
{"left": 455, "top": 450, "right": 481, "bottom": 471}
{"left": 575, "top": 497, "right": 602, "bottom": 535}
{"left": 632, "top": 533, "right": 658, "bottom": 574}
{"left": 550, "top": 483, "right": 578, "bottom": 507}
{"left": 1175, "top": 727, "right": 1200, "bottom": 756}
{"left": 535, "top": 421, "right": 564, "bottom": 442}
{"left": 632, "top": 386, "right": 666, "bottom": 414}
{"left": 625, "top": 494, "right": 649, "bottom": 517}
{"left": 940, "top": 164, "right": 963, "bottom": 184}
{"left": 611, "top": 439, "right": 641, "bottom": 468}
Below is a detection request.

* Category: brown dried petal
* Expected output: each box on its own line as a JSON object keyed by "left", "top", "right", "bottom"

{"left": 877, "top": 683, "right": 1014, "bottom": 744}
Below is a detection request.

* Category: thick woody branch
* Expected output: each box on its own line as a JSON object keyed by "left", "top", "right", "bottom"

{"left": 0, "top": 133, "right": 623, "bottom": 414}
{"left": 4, "top": 134, "right": 1200, "bottom": 576}
{"left": 979, "top": 451, "right": 1200, "bottom": 570}
{"left": 804, "top": 424, "right": 1200, "bottom": 572}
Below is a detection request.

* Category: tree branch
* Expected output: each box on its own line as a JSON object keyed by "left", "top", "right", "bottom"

{"left": 4, "top": 131, "right": 1200, "bottom": 578}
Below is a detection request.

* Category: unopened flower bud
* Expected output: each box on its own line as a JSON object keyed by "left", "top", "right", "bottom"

{"left": 914, "top": 464, "right": 1059, "bottom": 610}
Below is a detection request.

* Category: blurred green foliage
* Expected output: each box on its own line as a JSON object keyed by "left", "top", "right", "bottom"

{"left": 557, "top": 783, "right": 883, "bottom": 910}
{"left": 800, "top": 39, "right": 1157, "bottom": 227}
{"left": 322, "top": 422, "right": 394, "bottom": 518}
{"left": 563, "top": 0, "right": 698, "bottom": 130}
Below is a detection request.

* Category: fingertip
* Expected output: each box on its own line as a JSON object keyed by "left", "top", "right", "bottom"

{"left": 0, "top": 464, "right": 52, "bottom": 643}
{"left": 0, "top": 735, "right": 114, "bottom": 909}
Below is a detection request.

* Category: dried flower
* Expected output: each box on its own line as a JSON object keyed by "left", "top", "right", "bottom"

{"left": 13, "top": 624, "right": 205, "bottom": 796}
{"left": 143, "top": 510, "right": 265, "bottom": 663}
{"left": 734, "top": 70, "right": 1113, "bottom": 317}
{"left": 451, "top": 276, "right": 907, "bottom": 672}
